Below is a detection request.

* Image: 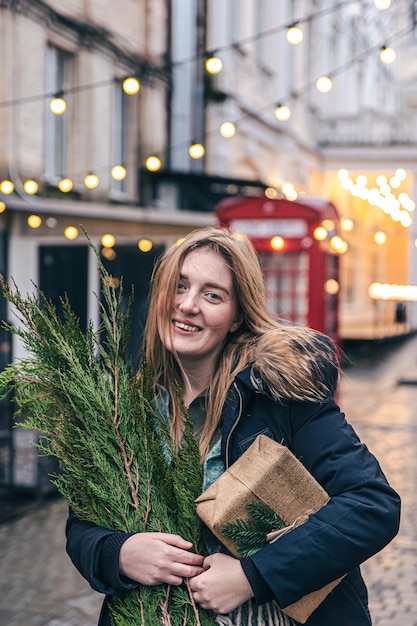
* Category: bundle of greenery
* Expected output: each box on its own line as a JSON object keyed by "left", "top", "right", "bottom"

{"left": 0, "top": 247, "right": 216, "bottom": 626}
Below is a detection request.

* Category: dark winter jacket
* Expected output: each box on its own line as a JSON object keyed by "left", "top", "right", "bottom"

{"left": 66, "top": 335, "right": 400, "bottom": 626}
{"left": 222, "top": 366, "right": 400, "bottom": 625}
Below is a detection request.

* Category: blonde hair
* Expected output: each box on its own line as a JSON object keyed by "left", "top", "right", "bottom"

{"left": 143, "top": 226, "right": 338, "bottom": 459}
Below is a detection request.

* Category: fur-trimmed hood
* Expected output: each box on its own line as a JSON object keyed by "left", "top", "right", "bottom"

{"left": 248, "top": 326, "right": 340, "bottom": 402}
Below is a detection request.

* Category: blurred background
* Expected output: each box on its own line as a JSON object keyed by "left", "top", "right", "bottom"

{"left": 0, "top": 0, "right": 417, "bottom": 499}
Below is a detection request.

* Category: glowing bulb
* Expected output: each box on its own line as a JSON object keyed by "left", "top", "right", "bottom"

{"left": 265, "top": 187, "right": 278, "bottom": 199}
{"left": 64, "top": 226, "right": 79, "bottom": 240}
{"left": 220, "top": 122, "right": 236, "bottom": 138}
{"left": 389, "top": 176, "right": 400, "bottom": 189}
{"left": 282, "top": 182, "right": 297, "bottom": 200}
{"left": 102, "top": 247, "right": 116, "bottom": 260}
{"left": 341, "top": 217, "right": 354, "bottom": 232}
{"left": 395, "top": 168, "right": 406, "bottom": 181}
{"left": 0, "top": 180, "right": 14, "bottom": 194}
{"left": 380, "top": 46, "right": 396, "bottom": 64}
{"left": 274, "top": 104, "right": 291, "bottom": 121}
{"left": 138, "top": 239, "right": 153, "bottom": 252}
{"left": 316, "top": 76, "right": 333, "bottom": 93}
{"left": 58, "top": 178, "right": 73, "bottom": 193}
{"left": 329, "top": 235, "right": 344, "bottom": 252}
{"left": 337, "top": 169, "right": 349, "bottom": 180}
{"left": 0, "top": 201, "right": 6, "bottom": 213}
{"left": 374, "top": 231, "right": 387, "bottom": 244}
{"left": 270, "top": 236, "right": 284, "bottom": 251}
{"left": 325, "top": 279, "right": 339, "bottom": 295}
{"left": 23, "top": 180, "right": 39, "bottom": 195}
{"left": 376, "top": 174, "right": 387, "bottom": 186}
{"left": 145, "top": 156, "right": 162, "bottom": 172}
{"left": 374, "top": 0, "right": 391, "bottom": 10}
{"left": 286, "top": 25, "right": 304, "bottom": 45}
{"left": 356, "top": 175, "right": 367, "bottom": 187}
{"left": 205, "top": 56, "right": 223, "bottom": 74}
{"left": 84, "top": 173, "right": 99, "bottom": 189}
{"left": 27, "top": 215, "right": 42, "bottom": 229}
{"left": 111, "top": 165, "right": 127, "bottom": 180}
{"left": 101, "top": 234, "right": 115, "bottom": 248}
{"left": 314, "top": 226, "right": 328, "bottom": 241}
{"left": 122, "top": 77, "right": 140, "bottom": 95}
{"left": 50, "top": 97, "right": 67, "bottom": 114}
{"left": 189, "top": 143, "right": 205, "bottom": 159}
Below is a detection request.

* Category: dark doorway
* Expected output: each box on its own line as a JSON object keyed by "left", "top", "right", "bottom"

{"left": 100, "top": 243, "right": 165, "bottom": 369}
{"left": 39, "top": 245, "right": 89, "bottom": 332}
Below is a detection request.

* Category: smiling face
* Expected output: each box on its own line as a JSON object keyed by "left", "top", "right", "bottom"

{"left": 157, "top": 248, "right": 242, "bottom": 373}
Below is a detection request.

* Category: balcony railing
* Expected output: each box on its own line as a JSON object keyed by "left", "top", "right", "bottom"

{"left": 317, "top": 111, "right": 417, "bottom": 148}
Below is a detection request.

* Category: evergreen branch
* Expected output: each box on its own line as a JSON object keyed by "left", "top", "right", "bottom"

{"left": 222, "top": 500, "right": 287, "bottom": 557}
{"left": 0, "top": 235, "right": 216, "bottom": 626}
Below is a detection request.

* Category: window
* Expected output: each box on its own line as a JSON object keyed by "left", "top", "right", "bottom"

{"left": 45, "top": 46, "right": 72, "bottom": 179}
{"left": 111, "top": 81, "right": 130, "bottom": 196}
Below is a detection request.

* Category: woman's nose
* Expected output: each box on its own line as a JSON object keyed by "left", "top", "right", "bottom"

{"left": 177, "top": 292, "right": 199, "bottom": 313}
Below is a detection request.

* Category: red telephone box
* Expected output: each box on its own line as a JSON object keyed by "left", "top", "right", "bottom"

{"left": 215, "top": 196, "right": 341, "bottom": 343}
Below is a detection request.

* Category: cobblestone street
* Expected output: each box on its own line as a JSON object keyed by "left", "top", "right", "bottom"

{"left": 1, "top": 334, "right": 417, "bottom": 625}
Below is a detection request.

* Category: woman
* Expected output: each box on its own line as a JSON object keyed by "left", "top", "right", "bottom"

{"left": 66, "top": 226, "right": 400, "bottom": 626}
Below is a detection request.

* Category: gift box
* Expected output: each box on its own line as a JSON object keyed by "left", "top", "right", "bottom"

{"left": 195, "top": 434, "right": 344, "bottom": 624}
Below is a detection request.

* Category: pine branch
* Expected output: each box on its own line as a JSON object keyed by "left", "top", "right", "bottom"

{"left": 222, "top": 500, "right": 287, "bottom": 557}
{"left": 0, "top": 238, "right": 216, "bottom": 626}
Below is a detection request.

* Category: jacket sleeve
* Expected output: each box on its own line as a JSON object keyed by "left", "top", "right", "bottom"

{"left": 245, "top": 396, "right": 401, "bottom": 610}
{"left": 65, "top": 508, "right": 139, "bottom": 595}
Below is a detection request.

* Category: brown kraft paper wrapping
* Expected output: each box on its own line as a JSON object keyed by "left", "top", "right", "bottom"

{"left": 195, "top": 434, "right": 344, "bottom": 624}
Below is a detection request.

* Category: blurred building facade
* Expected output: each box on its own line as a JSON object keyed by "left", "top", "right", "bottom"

{"left": 1, "top": 0, "right": 417, "bottom": 491}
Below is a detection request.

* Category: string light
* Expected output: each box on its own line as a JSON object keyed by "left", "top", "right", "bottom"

{"left": 341, "top": 217, "right": 354, "bottom": 232}
{"left": 64, "top": 226, "right": 79, "bottom": 240}
{"left": 189, "top": 143, "right": 205, "bottom": 159}
{"left": 374, "top": 231, "right": 387, "bottom": 244}
{"left": 282, "top": 182, "right": 297, "bottom": 200}
{"left": 274, "top": 104, "right": 291, "bottom": 121}
{"left": 101, "top": 233, "right": 115, "bottom": 248}
{"left": 58, "top": 178, "right": 73, "bottom": 192}
{"left": 219, "top": 122, "right": 236, "bottom": 138}
{"left": 265, "top": 187, "right": 278, "bottom": 199}
{"left": 49, "top": 96, "right": 67, "bottom": 114}
{"left": 325, "top": 279, "right": 340, "bottom": 295}
{"left": 316, "top": 76, "right": 333, "bottom": 93}
{"left": 122, "top": 77, "right": 140, "bottom": 95}
{"left": 374, "top": 0, "right": 391, "bottom": 9}
{"left": 138, "top": 239, "right": 153, "bottom": 252}
{"left": 330, "top": 235, "right": 348, "bottom": 254}
{"left": 111, "top": 165, "right": 127, "bottom": 180}
{"left": 0, "top": 6, "right": 412, "bottom": 210}
{"left": 270, "top": 236, "right": 285, "bottom": 250}
{"left": 0, "top": 201, "right": 6, "bottom": 213}
{"left": 101, "top": 247, "right": 116, "bottom": 260}
{"left": 286, "top": 25, "right": 304, "bottom": 45}
{"left": 314, "top": 226, "right": 328, "bottom": 241}
{"left": 0, "top": 180, "right": 14, "bottom": 194}
{"left": 27, "top": 215, "right": 42, "bottom": 228}
{"left": 23, "top": 179, "right": 39, "bottom": 194}
{"left": 205, "top": 55, "right": 223, "bottom": 74}
{"left": 145, "top": 156, "right": 162, "bottom": 172}
{"left": 379, "top": 46, "right": 396, "bottom": 64}
{"left": 84, "top": 173, "right": 99, "bottom": 189}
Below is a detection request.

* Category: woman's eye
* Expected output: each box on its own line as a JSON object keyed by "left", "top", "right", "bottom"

{"left": 206, "top": 292, "right": 221, "bottom": 301}
{"left": 177, "top": 282, "right": 186, "bottom": 291}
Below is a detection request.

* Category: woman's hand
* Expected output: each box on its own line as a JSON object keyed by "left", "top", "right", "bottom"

{"left": 119, "top": 532, "right": 205, "bottom": 586}
{"left": 188, "top": 553, "right": 254, "bottom": 614}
